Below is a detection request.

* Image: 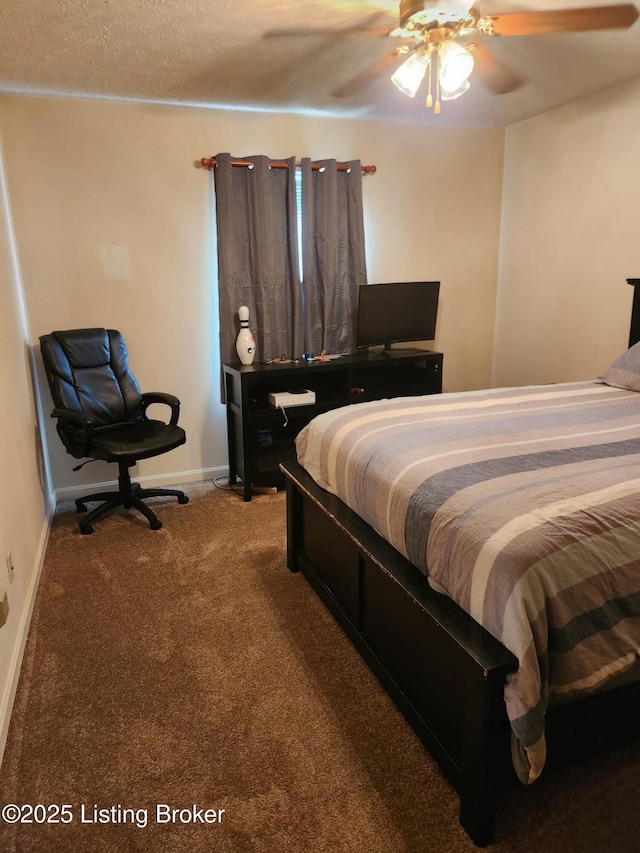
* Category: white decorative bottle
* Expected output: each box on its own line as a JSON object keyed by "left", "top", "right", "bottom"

{"left": 236, "top": 305, "right": 256, "bottom": 365}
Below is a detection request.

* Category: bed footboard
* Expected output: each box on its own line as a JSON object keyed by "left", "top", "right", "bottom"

{"left": 282, "top": 462, "right": 518, "bottom": 846}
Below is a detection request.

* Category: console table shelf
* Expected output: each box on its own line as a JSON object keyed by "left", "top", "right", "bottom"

{"left": 223, "top": 349, "right": 443, "bottom": 501}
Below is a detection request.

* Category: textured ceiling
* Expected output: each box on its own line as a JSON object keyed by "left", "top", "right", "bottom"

{"left": 1, "top": 0, "right": 640, "bottom": 126}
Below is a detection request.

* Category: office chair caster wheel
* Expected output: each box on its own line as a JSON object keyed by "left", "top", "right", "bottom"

{"left": 80, "top": 524, "right": 93, "bottom": 535}
{"left": 150, "top": 519, "right": 163, "bottom": 530}
{"left": 76, "top": 502, "right": 87, "bottom": 513}
{"left": 178, "top": 495, "right": 189, "bottom": 504}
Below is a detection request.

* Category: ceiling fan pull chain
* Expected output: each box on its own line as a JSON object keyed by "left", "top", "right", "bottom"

{"left": 426, "top": 48, "right": 433, "bottom": 108}
{"left": 434, "top": 49, "right": 441, "bottom": 115}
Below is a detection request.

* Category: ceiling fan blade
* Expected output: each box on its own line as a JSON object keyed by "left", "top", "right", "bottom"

{"left": 264, "top": 11, "right": 392, "bottom": 39}
{"left": 470, "top": 42, "right": 525, "bottom": 94}
{"left": 264, "top": 25, "right": 391, "bottom": 38}
{"left": 488, "top": 4, "right": 639, "bottom": 37}
{"left": 331, "top": 51, "right": 405, "bottom": 98}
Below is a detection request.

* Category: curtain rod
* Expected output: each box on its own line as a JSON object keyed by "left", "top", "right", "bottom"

{"left": 200, "top": 157, "right": 376, "bottom": 174}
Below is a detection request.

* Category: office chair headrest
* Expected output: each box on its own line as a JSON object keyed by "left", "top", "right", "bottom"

{"left": 40, "top": 328, "right": 142, "bottom": 425}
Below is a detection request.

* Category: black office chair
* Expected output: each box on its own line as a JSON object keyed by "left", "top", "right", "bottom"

{"left": 39, "top": 328, "right": 188, "bottom": 534}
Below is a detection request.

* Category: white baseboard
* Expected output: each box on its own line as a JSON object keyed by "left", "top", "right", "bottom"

{"left": 0, "top": 498, "right": 55, "bottom": 768}
{"left": 54, "top": 465, "right": 229, "bottom": 503}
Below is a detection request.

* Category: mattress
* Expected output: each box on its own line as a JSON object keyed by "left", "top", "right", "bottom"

{"left": 295, "top": 381, "right": 640, "bottom": 783}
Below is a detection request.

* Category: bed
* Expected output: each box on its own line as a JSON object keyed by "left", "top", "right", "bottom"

{"left": 281, "top": 344, "right": 640, "bottom": 846}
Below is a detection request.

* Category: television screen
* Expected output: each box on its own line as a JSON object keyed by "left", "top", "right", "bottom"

{"left": 355, "top": 281, "right": 440, "bottom": 350}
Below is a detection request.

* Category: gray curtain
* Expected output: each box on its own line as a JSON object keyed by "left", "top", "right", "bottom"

{"left": 213, "top": 153, "right": 303, "bottom": 368}
{"left": 301, "top": 159, "right": 368, "bottom": 355}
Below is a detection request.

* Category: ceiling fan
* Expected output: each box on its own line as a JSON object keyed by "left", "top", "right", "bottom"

{"left": 268, "top": 2, "right": 639, "bottom": 114}
{"left": 378, "top": 1, "right": 640, "bottom": 112}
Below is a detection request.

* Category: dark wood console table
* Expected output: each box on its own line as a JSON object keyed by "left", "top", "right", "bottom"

{"left": 223, "top": 349, "right": 443, "bottom": 501}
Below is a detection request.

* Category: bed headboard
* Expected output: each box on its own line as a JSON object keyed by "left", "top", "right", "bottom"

{"left": 627, "top": 278, "right": 640, "bottom": 347}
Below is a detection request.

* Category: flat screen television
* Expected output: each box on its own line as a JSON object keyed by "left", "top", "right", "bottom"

{"left": 355, "top": 281, "right": 440, "bottom": 351}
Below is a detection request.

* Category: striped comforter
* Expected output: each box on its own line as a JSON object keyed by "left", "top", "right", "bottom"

{"left": 295, "top": 381, "right": 640, "bottom": 783}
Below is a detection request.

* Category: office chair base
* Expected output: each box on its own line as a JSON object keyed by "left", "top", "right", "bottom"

{"left": 75, "top": 464, "right": 189, "bottom": 534}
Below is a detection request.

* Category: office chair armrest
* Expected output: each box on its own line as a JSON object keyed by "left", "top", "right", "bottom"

{"left": 140, "top": 392, "right": 181, "bottom": 426}
{"left": 51, "top": 407, "right": 97, "bottom": 456}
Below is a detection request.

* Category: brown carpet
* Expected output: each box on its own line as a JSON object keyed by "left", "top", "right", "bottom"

{"left": 0, "top": 482, "right": 639, "bottom": 853}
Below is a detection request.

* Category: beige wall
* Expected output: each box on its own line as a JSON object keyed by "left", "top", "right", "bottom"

{"left": 494, "top": 76, "right": 640, "bottom": 388}
{"left": 0, "top": 126, "right": 53, "bottom": 763}
{"left": 0, "top": 95, "right": 505, "bottom": 496}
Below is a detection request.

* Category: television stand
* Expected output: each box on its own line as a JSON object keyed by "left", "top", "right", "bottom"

{"left": 223, "top": 349, "right": 443, "bottom": 500}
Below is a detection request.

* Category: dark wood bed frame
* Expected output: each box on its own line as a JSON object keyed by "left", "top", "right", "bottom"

{"left": 282, "top": 460, "right": 640, "bottom": 846}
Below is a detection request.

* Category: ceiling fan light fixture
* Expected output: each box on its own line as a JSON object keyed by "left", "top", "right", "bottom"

{"left": 391, "top": 51, "right": 430, "bottom": 97}
{"left": 438, "top": 39, "right": 474, "bottom": 90}
{"left": 386, "top": 0, "right": 640, "bottom": 116}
